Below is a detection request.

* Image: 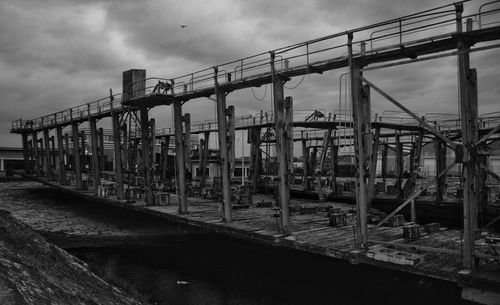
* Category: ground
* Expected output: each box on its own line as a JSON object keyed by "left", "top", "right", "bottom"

{"left": 0, "top": 208, "right": 143, "bottom": 305}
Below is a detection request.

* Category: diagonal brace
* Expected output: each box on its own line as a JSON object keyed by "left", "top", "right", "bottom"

{"left": 373, "top": 160, "right": 457, "bottom": 229}
{"left": 475, "top": 124, "right": 500, "bottom": 148}
{"left": 360, "top": 76, "right": 456, "bottom": 150}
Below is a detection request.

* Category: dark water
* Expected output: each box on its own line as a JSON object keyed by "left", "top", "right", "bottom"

{"left": 0, "top": 182, "right": 476, "bottom": 305}
{"left": 71, "top": 235, "right": 474, "bottom": 305}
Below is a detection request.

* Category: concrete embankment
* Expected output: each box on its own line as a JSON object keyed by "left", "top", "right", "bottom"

{"left": 0, "top": 209, "right": 144, "bottom": 304}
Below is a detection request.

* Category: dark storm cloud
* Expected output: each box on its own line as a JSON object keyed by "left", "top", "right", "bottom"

{"left": 0, "top": 0, "right": 499, "bottom": 147}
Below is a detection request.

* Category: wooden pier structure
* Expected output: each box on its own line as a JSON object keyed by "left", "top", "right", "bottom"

{"left": 10, "top": 2, "right": 500, "bottom": 303}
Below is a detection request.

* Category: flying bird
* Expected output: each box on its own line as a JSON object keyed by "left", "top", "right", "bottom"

{"left": 180, "top": 25, "right": 188, "bottom": 29}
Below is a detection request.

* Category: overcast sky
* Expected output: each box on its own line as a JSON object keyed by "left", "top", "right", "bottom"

{"left": 1, "top": 0, "right": 499, "bottom": 147}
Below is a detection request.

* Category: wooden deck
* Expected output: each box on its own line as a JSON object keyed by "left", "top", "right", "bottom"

{"left": 33, "top": 177, "right": 500, "bottom": 298}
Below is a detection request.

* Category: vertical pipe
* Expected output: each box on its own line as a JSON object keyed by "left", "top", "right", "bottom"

{"left": 56, "top": 126, "right": 67, "bottom": 185}
{"left": 89, "top": 118, "right": 101, "bottom": 191}
{"left": 112, "top": 113, "right": 125, "bottom": 200}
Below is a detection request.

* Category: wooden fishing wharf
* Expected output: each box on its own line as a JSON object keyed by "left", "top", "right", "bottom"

{"left": 10, "top": 2, "right": 500, "bottom": 303}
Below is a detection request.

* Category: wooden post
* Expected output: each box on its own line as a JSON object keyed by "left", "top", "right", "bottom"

{"left": 140, "top": 107, "right": 153, "bottom": 205}
{"left": 272, "top": 63, "right": 290, "bottom": 234}
{"left": 174, "top": 101, "right": 188, "bottom": 214}
{"left": 21, "top": 133, "right": 30, "bottom": 174}
{"left": 56, "top": 126, "right": 67, "bottom": 185}
{"left": 150, "top": 118, "right": 156, "bottom": 176}
{"left": 161, "top": 135, "right": 170, "bottom": 181}
{"left": 32, "top": 132, "right": 41, "bottom": 176}
{"left": 227, "top": 106, "right": 236, "bottom": 178}
{"left": 285, "top": 97, "right": 293, "bottom": 177}
{"left": 457, "top": 13, "right": 478, "bottom": 269}
{"left": 368, "top": 126, "right": 380, "bottom": 205}
{"left": 349, "top": 33, "right": 369, "bottom": 248}
{"left": 435, "top": 139, "right": 447, "bottom": 201}
{"left": 311, "top": 147, "right": 317, "bottom": 175}
{"left": 319, "top": 129, "right": 332, "bottom": 174}
{"left": 89, "top": 118, "right": 101, "bottom": 191}
{"left": 183, "top": 114, "right": 191, "bottom": 177}
{"left": 72, "top": 123, "right": 82, "bottom": 189}
{"left": 409, "top": 130, "right": 424, "bottom": 197}
{"left": 200, "top": 132, "right": 210, "bottom": 189}
{"left": 381, "top": 143, "right": 388, "bottom": 190}
{"left": 98, "top": 128, "right": 105, "bottom": 171}
{"left": 80, "top": 130, "right": 86, "bottom": 172}
{"left": 302, "top": 139, "right": 309, "bottom": 191}
{"left": 64, "top": 133, "right": 70, "bottom": 169}
{"left": 112, "top": 113, "right": 124, "bottom": 200}
{"left": 395, "top": 134, "right": 404, "bottom": 199}
{"left": 38, "top": 138, "right": 45, "bottom": 173}
{"left": 330, "top": 139, "right": 338, "bottom": 190}
{"left": 216, "top": 86, "right": 232, "bottom": 222}
{"left": 50, "top": 136, "right": 56, "bottom": 172}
